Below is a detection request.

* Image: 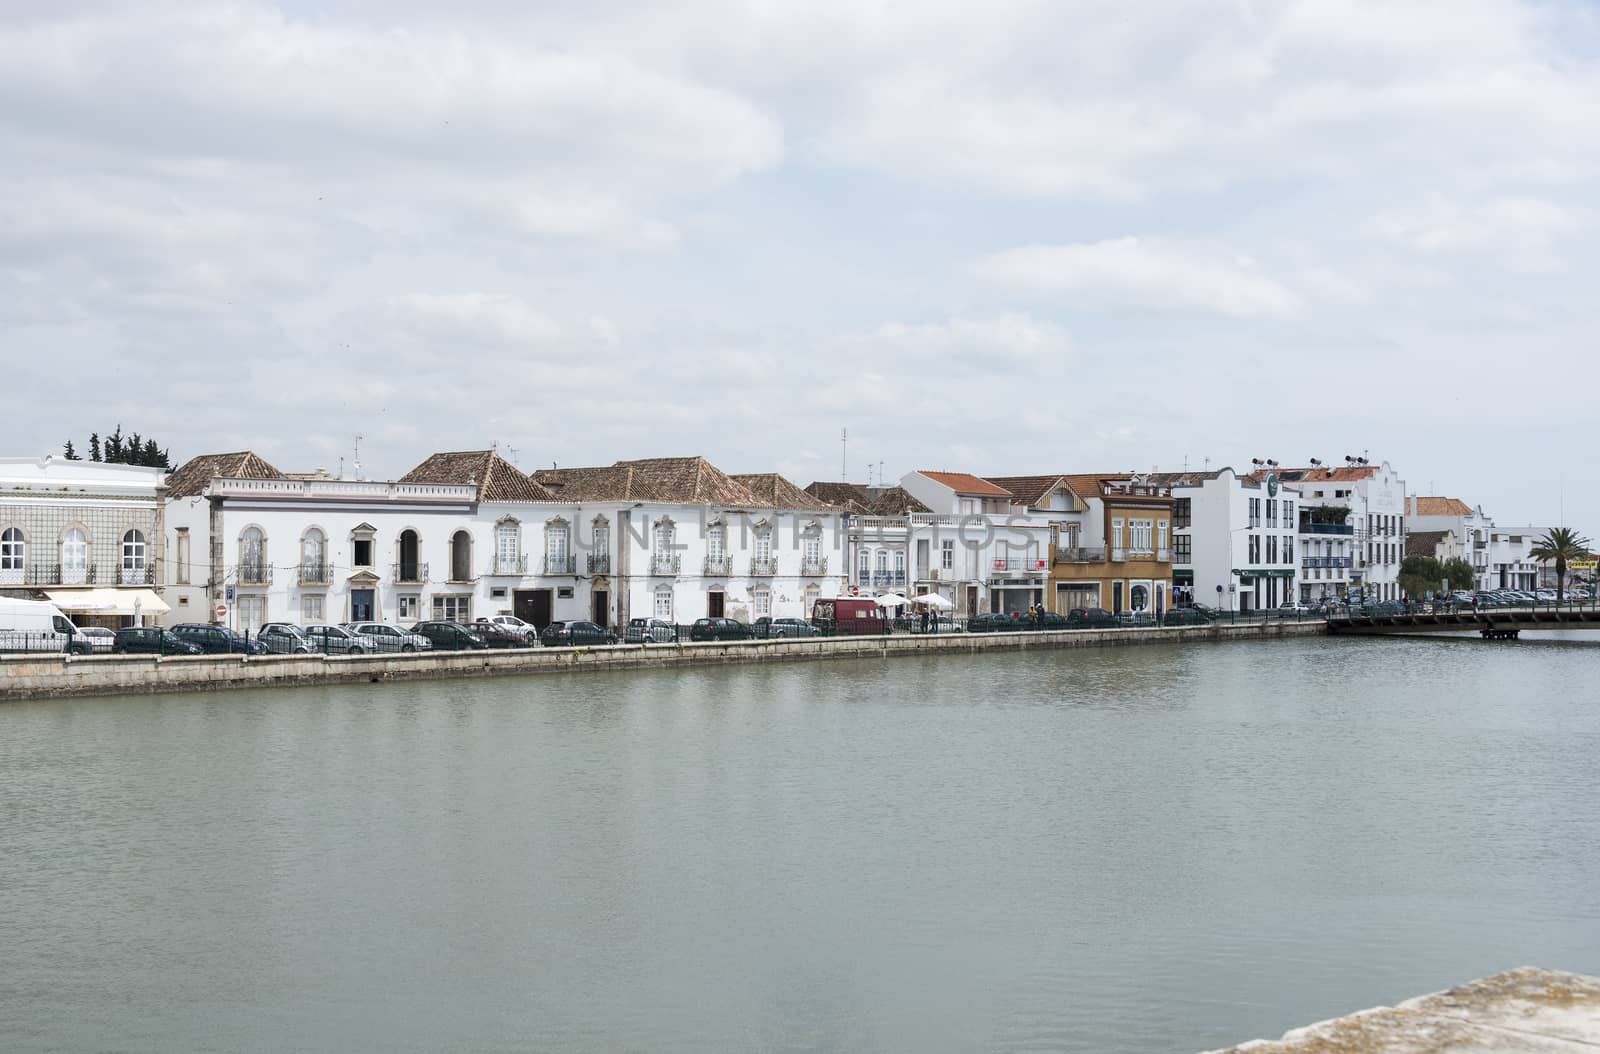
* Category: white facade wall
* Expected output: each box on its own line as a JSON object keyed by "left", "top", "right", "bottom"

{"left": 1170, "top": 470, "right": 1300, "bottom": 612}
{"left": 1292, "top": 462, "right": 1408, "bottom": 602}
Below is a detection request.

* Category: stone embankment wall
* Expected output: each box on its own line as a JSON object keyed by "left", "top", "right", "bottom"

{"left": 1, "top": 620, "right": 1328, "bottom": 702}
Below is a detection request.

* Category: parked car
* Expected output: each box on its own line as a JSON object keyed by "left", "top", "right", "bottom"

{"left": 1272, "top": 602, "right": 1313, "bottom": 618}
{"left": 485, "top": 614, "right": 540, "bottom": 644}
{"left": 539, "top": 620, "right": 620, "bottom": 647}
{"left": 470, "top": 619, "right": 533, "bottom": 648}
{"left": 624, "top": 617, "right": 677, "bottom": 644}
{"left": 304, "top": 623, "right": 379, "bottom": 655}
{"left": 688, "top": 617, "right": 754, "bottom": 642}
{"left": 112, "top": 626, "right": 203, "bottom": 656}
{"left": 170, "top": 623, "right": 269, "bottom": 655}
{"left": 1034, "top": 612, "right": 1073, "bottom": 630}
{"left": 258, "top": 622, "right": 314, "bottom": 654}
{"left": 68, "top": 625, "right": 117, "bottom": 654}
{"left": 410, "top": 621, "right": 490, "bottom": 651}
{"left": 1163, "top": 608, "right": 1210, "bottom": 626}
{"left": 1066, "top": 607, "right": 1118, "bottom": 628}
{"left": 753, "top": 616, "right": 820, "bottom": 639}
{"left": 966, "top": 613, "right": 1020, "bottom": 633}
{"left": 346, "top": 622, "right": 433, "bottom": 653}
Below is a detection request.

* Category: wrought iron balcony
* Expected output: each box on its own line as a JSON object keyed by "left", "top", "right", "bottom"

{"left": 22, "top": 564, "right": 97, "bottom": 585}
{"left": 863, "top": 570, "right": 906, "bottom": 587}
{"left": 800, "top": 556, "right": 828, "bottom": 576}
{"left": 587, "top": 553, "right": 610, "bottom": 574}
{"left": 749, "top": 557, "right": 778, "bottom": 576}
{"left": 649, "top": 554, "right": 680, "bottom": 576}
{"left": 1053, "top": 546, "right": 1106, "bottom": 564}
{"left": 392, "top": 562, "right": 428, "bottom": 584}
{"left": 298, "top": 562, "right": 330, "bottom": 586}
{"left": 990, "top": 558, "right": 1047, "bottom": 577}
{"left": 487, "top": 556, "right": 528, "bottom": 576}
{"left": 543, "top": 555, "right": 576, "bottom": 576}
{"left": 238, "top": 564, "right": 272, "bottom": 586}
{"left": 118, "top": 564, "right": 157, "bottom": 585}
{"left": 1304, "top": 523, "right": 1354, "bottom": 535}
{"left": 703, "top": 555, "right": 733, "bottom": 576}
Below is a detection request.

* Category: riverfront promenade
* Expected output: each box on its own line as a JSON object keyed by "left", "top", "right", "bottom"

{"left": 0, "top": 618, "right": 1326, "bottom": 701}
{"left": 1203, "top": 967, "right": 1600, "bottom": 1052}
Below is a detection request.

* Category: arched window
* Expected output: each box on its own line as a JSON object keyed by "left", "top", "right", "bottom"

{"left": 893, "top": 550, "right": 905, "bottom": 582}
{"left": 752, "top": 525, "right": 774, "bottom": 574}
{"left": 803, "top": 582, "right": 821, "bottom": 614}
{"left": 544, "top": 520, "right": 570, "bottom": 575}
{"left": 61, "top": 528, "right": 88, "bottom": 584}
{"left": 706, "top": 523, "right": 727, "bottom": 575}
{"left": 0, "top": 527, "right": 24, "bottom": 584}
{"left": 653, "top": 584, "right": 673, "bottom": 620}
{"left": 495, "top": 521, "right": 520, "bottom": 574}
{"left": 652, "top": 519, "right": 676, "bottom": 575}
{"left": 121, "top": 529, "right": 147, "bottom": 584}
{"left": 397, "top": 529, "right": 420, "bottom": 581}
{"left": 752, "top": 586, "right": 771, "bottom": 618}
{"left": 590, "top": 517, "right": 610, "bottom": 574}
{"left": 300, "top": 528, "right": 326, "bottom": 584}
{"left": 1130, "top": 584, "right": 1149, "bottom": 612}
{"left": 858, "top": 548, "right": 870, "bottom": 584}
{"left": 450, "top": 530, "right": 472, "bottom": 582}
{"left": 239, "top": 526, "right": 265, "bottom": 583}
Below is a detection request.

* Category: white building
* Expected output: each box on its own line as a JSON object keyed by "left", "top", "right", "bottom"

{"left": 1148, "top": 468, "right": 1301, "bottom": 612}
{"left": 1406, "top": 497, "right": 1500, "bottom": 591}
{"left": 898, "top": 471, "right": 1054, "bottom": 616}
{"left": 0, "top": 455, "right": 170, "bottom": 627}
{"left": 1268, "top": 461, "right": 1408, "bottom": 603}
{"left": 534, "top": 458, "right": 848, "bottom": 624}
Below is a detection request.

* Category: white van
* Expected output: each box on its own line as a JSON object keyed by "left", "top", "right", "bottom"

{"left": 0, "top": 597, "right": 77, "bottom": 653}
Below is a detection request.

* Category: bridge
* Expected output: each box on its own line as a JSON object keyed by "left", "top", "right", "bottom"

{"left": 1329, "top": 601, "right": 1600, "bottom": 640}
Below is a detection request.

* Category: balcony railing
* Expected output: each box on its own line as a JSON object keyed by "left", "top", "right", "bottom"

{"left": 1053, "top": 546, "right": 1106, "bottom": 564}
{"left": 392, "top": 562, "right": 427, "bottom": 584}
{"left": 864, "top": 570, "right": 906, "bottom": 587}
{"left": 587, "top": 553, "right": 610, "bottom": 574}
{"left": 298, "top": 562, "right": 330, "bottom": 585}
{"left": 118, "top": 564, "right": 157, "bottom": 585}
{"left": 1301, "top": 557, "right": 1354, "bottom": 569}
{"left": 990, "top": 558, "right": 1047, "bottom": 576}
{"left": 543, "top": 555, "right": 576, "bottom": 576}
{"left": 487, "top": 556, "right": 528, "bottom": 576}
{"left": 1303, "top": 523, "right": 1354, "bottom": 536}
{"left": 238, "top": 564, "right": 272, "bottom": 586}
{"left": 649, "top": 554, "right": 681, "bottom": 576}
{"left": 749, "top": 557, "right": 778, "bottom": 576}
{"left": 704, "top": 555, "right": 733, "bottom": 576}
{"left": 800, "top": 556, "right": 829, "bottom": 576}
{"left": 22, "top": 564, "right": 97, "bottom": 586}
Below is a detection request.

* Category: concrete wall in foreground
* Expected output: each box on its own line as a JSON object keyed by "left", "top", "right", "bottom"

{"left": 0, "top": 620, "right": 1329, "bottom": 702}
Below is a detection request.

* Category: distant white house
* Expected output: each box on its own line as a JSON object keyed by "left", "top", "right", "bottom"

{"left": 1148, "top": 467, "right": 1301, "bottom": 612}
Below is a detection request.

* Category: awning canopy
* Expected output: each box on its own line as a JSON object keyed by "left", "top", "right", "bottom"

{"left": 45, "top": 588, "right": 171, "bottom": 615}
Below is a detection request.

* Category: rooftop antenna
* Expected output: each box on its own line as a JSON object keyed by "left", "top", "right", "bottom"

{"left": 878, "top": 460, "right": 885, "bottom": 488}
{"left": 353, "top": 434, "right": 364, "bottom": 481}
{"left": 337, "top": 456, "right": 345, "bottom": 480}
{"left": 1203, "top": 456, "right": 1210, "bottom": 471}
{"left": 841, "top": 428, "right": 848, "bottom": 482}
{"left": 508, "top": 445, "right": 520, "bottom": 467}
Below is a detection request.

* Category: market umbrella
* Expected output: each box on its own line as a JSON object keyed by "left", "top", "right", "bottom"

{"left": 914, "top": 593, "right": 953, "bottom": 609}
{"left": 874, "top": 593, "right": 909, "bottom": 608}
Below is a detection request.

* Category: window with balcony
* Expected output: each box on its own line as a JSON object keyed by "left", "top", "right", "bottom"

{"left": 590, "top": 518, "right": 610, "bottom": 574}
{"left": 858, "top": 549, "right": 870, "bottom": 583}
{"left": 61, "top": 527, "right": 88, "bottom": 584}
{"left": 239, "top": 527, "right": 266, "bottom": 584}
{"left": 495, "top": 521, "right": 521, "bottom": 574}
{"left": 300, "top": 528, "right": 326, "bottom": 584}
{"left": 0, "top": 527, "right": 23, "bottom": 584}
{"left": 122, "top": 529, "right": 147, "bottom": 584}
{"left": 893, "top": 550, "right": 904, "bottom": 582}
{"left": 752, "top": 526, "right": 775, "bottom": 574}
{"left": 544, "top": 521, "right": 570, "bottom": 575}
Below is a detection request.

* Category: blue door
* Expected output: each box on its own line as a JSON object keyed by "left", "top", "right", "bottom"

{"left": 351, "top": 589, "right": 374, "bottom": 622}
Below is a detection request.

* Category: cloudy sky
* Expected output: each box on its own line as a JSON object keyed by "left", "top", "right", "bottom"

{"left": 4, "top": 0, "right": 1598, "bottom": 528}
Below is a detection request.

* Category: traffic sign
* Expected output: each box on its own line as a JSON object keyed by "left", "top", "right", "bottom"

{"left": 214, "top": 604, "right": 228, "bottom": 620}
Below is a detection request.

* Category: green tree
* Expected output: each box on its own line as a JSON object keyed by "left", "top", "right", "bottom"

{"left": 1440, "top": 557, "right": 1476, "bottom": 592}
{"left": 88, "top": 432, "right": 101, "bottom": 462}
{"left": 1398, "top": 555, "right": 1443, "bottom": 599}
{"left": 1528, "top": 526, "right": 1593, "bottom": 602}
{"left": 63, "top": 439, "right": 81, "bottom": 460}
{"left": 104, "top": 424, "right": 124, "bottom": 463}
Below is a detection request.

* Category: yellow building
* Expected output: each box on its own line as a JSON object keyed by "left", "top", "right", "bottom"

{"left": 1050, "top": 475, "right": 1175, "bottom": 616}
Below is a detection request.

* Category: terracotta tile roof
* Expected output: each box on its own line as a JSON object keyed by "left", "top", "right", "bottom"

{"left": 1411, "top": 496, "right": 1474, "bottom": 517}
{"left": 982, "top": 475, "right": 1066, "bottom": 507}
{"left": 730, "top": 473, "right": 835, "bottom": 511}
{"left": 1058, "top": 473, "right": 1128, "bottom": 500}
{"left": 805, "top": 481, "right": 871, "bottom": 513}
{"left": 534, "top": 457, "right": 763, "bottom": 506}
{"left": 1406, "top": 530, "right": 1451, "bottom": 557}
{"left": 803, "top": 482, "right": 931, "bottom": 515}
{"left": 1263, "top": 465, "right": 1378, "bottom": 484}
{"left": 916, "top": 471, "right": 1014, "bottom": 498}
{"left": 400, "top": 450, "right": 555, "bottom": 501}
{"left": 165, "top": 451, "right": 284, "bottom": 498}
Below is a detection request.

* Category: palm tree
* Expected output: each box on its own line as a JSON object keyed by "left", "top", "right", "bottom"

{"left": 1529, "top": 526, "right": 1592, "bottom": 602}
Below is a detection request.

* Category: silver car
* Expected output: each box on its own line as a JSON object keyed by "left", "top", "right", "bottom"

{"left": 487, "top": 615, "right": 540, "bottom": 644}
{"left": 344, "top": 622, "right": 433, "bottom": 653}
{"left": 304, "top": 623, "right": 378, "bottom": 655}
{"left": 258, "top": 622, "right": 314, "bottom": 654}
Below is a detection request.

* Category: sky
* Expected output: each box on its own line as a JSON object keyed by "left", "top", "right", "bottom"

{"left": 3, "top": 0, "right": 1598, "bottom": 530}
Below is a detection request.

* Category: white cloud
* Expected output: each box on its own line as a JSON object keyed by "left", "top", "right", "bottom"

{"left": 973, "top": 240, "right": 1303, "bottom": 318}
{"left": 387, "top": 292, "right": 561, "bottom": 345}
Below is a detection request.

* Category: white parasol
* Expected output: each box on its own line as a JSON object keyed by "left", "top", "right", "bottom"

{"left": 874, "top": 593, "right": 909, "bottom": 608}
{"left": 914, "top": 592, "right": 953, "bottom": 609}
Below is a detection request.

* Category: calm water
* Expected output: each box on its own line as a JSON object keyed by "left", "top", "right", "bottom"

{"left": 3, "top": 636, "right": 1598, "bottom": 1053}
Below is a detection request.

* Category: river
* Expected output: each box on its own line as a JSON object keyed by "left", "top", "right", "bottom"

{"left": 3, "top": 635, "right": 1598, "bottom": 1053}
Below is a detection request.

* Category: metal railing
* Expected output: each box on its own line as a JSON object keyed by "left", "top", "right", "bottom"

{"left": 543, "top": 555, "right": 576, "bottom": 575}
{"left": 749, "top": 557, "right": 778, "bottom": 576}
{"left": 991, "top": 558, "right": 1048, "bottom": 573}
{"left": 703, "top": 555, "right": 733, "bottom": 576}
{"left": 1053, "top": 546, "right": 1106, "bottom": 564}
{"left": 238, "top": 564, "right": 273, "bottom": 586}
{"left": 117, "top": 564, "right": 157, "bottom": 585}
{"left": 649, "top": 554, "right": 681, "bottom": 576}
{"left": 863, "top": 570, "right": 906, "bottom": 587}
{"left": 587, "top": 553, "right": 610, "bottom": 574}
{"left": 298, "top": 562, "right": 331, "bottom": 585}
{"left": 392, "top": 562, "right": 428, "bottom": 584}
{"left": 487, "top": 556, "right": 528, "bottom": 576}
{"left": 1304, "top": 523, "right": 1354, "bottom": 535}
{"left": 22, "top": 564, "right": 97, "bottom": 585}
{"left": 800, "top": 556, "right": 829, "bottom": 576}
